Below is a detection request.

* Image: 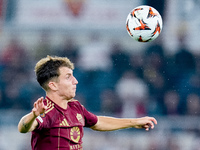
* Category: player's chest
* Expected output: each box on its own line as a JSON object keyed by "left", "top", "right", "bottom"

{"left": 50, "top": 108, "right": 85, "bottom": 128}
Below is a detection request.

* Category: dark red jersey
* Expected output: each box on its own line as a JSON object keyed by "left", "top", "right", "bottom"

{"left": 31, "top": 97, "right": 98, "bottom": 150}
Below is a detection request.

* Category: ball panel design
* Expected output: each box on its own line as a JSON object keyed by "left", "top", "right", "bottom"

{"left": 126, "top": 5, "right": 163, "bottom": 42}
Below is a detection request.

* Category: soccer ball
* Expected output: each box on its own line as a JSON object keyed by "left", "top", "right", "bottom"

{"left": 126, "top": 5, "right": 163, "bottom": 42}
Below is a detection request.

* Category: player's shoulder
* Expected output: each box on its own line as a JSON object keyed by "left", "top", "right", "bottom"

{"left": 68, "top": 98, "right": 80, "bottom": 103}
{"left": 68, "top": 99, "right": 84, "bottom": 108}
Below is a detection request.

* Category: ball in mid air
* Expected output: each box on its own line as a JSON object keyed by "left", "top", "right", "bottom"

{"left": 126, "top": 5, "right": 163, "bottom": 42}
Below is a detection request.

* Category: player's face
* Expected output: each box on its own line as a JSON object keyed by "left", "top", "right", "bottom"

{"left": 56, "top": 67, "right": 78, "bottom": 100}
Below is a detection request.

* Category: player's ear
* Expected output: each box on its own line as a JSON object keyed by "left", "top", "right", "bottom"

{"left": 48, "top": 81, "right": 58, "bottom": 91}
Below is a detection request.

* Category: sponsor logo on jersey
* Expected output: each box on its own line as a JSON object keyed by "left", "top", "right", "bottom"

{"left": 60, "top": 118, "right": 70, "bottom": 126}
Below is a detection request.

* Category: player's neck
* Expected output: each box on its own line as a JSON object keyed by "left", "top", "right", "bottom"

{"left": 46, "top": 93, "right": 68, "bottom": 109}
{"left": 57, "top": 100, "right": 68, "bottom": 109}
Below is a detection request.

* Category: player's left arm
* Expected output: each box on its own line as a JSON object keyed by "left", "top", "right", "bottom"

{"left": 18, "top": 97, "right": 47, "bottom": 133}
{"left": 91, "top": 116, "right": 157, "bottom": 131}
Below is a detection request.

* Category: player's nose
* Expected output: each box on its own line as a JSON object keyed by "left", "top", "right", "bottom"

{"left": 73, "top": 76, "right": 78, "bottom": 85}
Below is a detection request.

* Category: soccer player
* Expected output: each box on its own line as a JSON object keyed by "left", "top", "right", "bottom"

{"left": 18, "top": 56, "right": 157, "bottom": 150}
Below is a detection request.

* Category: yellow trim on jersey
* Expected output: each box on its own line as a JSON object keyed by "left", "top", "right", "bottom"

{"left": 68, "top": 98, "right": 78, "bottom": 102}
{"left": 45, "top": 98, "right": 55, "bottom": 114}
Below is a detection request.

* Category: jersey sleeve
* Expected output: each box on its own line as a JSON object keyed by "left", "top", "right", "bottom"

{"left": 35, "top": 115, "right": 45, "bottom": 131}
{"left": 82, "top": 106, "right": 98, "bottom": 127}
{"left": 34, "top": 99, "right": 52, "bottom": 131}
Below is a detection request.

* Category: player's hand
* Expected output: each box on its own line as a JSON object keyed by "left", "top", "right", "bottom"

{"left": 134, "top": 116, "right": 157, "bottom": 131}
{"left": 32, "top": 97, "right": 47, "bottom": 117}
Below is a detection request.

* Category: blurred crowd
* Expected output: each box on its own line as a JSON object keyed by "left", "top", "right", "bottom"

{"left": 1, "top": 0, "right": 199, "bottom": 120}
{"left": 0, "top": 32, "right": 199, "bottom": 119}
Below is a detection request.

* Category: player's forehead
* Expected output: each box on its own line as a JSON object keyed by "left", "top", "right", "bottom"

{"left": 59, "top": 67, "right": 73, "bottom": 75}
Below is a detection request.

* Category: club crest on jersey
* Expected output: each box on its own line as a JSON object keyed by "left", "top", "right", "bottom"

{"left": 76, "top": 113, "right": 84, "bottom": 125}
{"left": 70, "top": 127, "right": 81, "bottom": 143}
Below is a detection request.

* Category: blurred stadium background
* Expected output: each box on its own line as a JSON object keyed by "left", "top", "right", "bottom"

{"left": 0, "top": 0, "right": 200, "bottom": 149}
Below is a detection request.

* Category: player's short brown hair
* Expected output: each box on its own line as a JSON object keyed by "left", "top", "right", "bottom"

{"left": 35, "top": 55, "right": 74, "bottom": 90}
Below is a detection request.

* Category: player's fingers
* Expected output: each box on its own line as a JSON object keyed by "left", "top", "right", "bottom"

{"left": 36, "top": 98, "right": 42, "bottom": 107}
{"left": 150, "top": 117, "right": 157, "bottom": 125}
{"left": 36, "top": 97, "right": 44, "bottom": 108}
{"left": 144, "top": 122, "right": 155, "bottom": 130}
{"left": 145, "top": 122, "right": 154, "bottom": 130}
{"left": 34, "top": 101, "right": 38, "bottom": 109}
{"left": 149, "top": 122, "right": 155, "bottom": 129}
{"left": 32, "top": 102, "right": 39, "bottom": 116}
{"left": 39, "top": 98, "right": 47, "bottom": 110}
{"left": 37, "top": 97, "right": 47, "bottom": 111}
{"left": 144, "top": 125, "right": 150, "bottom": 131}
{"left": 146, "top": 119, "right": 155, "bottom": 129}
{"left": 145, "top": 116, "right": 157, "bottom": 124}
{"left": 38, "top": 97, "right": 44, "bottom": 103}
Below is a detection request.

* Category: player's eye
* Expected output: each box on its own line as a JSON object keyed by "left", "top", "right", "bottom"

{"left": 66, "top": 74, "right": 72, "bottom": 80}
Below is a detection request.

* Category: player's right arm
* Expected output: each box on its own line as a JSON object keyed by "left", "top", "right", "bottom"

{"left": 18, "top": 97, "right": 47, "bottom": 133}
